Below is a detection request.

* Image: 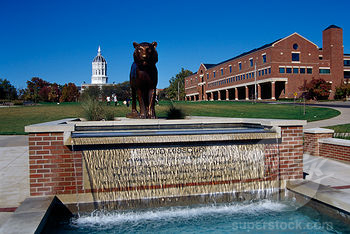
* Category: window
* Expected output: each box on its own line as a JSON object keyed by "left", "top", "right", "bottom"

{"left": 293, "top": 43, "right": 299, "bottom": 50}
{"left": 221, "top": 68, "right": 224, "bottom": 76}
{"left": 250, "top": 59, "right": 253, "bottom": 67}
{"left": 344, "top": 60, "right": 350, "bottom": 66}
{"left": 262, "top": 70, "right": 264, "bottom": 76}
{"left": 239, "top": 62, "right": 242, "bottom": 70}
{"left": 292, "top": 53, "right": 300, "bottom": 61}
{"left": 286, "top": 68, "right": 292, "bottom": 73}
{"left": 307, "top": 68, "right": 312, "bottom": 74}
{"left": 293, "top": 68, "right": 299, "bottom": 74}
{"left": 249, "top": 73, "right": 251, "bottom": 78}
{"left": 259, "top": 71, "right": 261, "bottom": 76}
{"left": 265, "top": 69, "right": 268, "bottom": 75}
{"left": 300, "top": 68, "right": 305, "bottom": 74}
{"left": 319, "top": 68, "right": 330, "bottom": 74}
{"left": 243, "top": 74, "right": 245, "bottom": 79}
{"left": 279, "top": 67, "right": 285, "bottom": 73}
{"left": 268, "top": 68, "right": 271, "bottom": 74}
{"left": 319, "top": 55, "right": 323, "bottom": 60}
{"left": 214, "top": 71, "right": 216, "bottom": 78}
{"left": 229, "top": 66, "right": 232, "bottom": 73}
{"left": 252, "top": 72, "right": 254, "bottom": 78}
{"left": 262, "top": 54, "right": 266, "bottom": 63}
{"left": 207, "top": 73, "right": 209, "bottom": 79}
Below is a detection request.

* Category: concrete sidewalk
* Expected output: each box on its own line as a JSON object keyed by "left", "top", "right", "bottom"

{"left": 305, "top": 106, "right": 350, "bottom": 129}
{"left": 0, "top": 136, "right": 29, "bottom": 228}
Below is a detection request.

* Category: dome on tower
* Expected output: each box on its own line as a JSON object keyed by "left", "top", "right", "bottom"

{"left": 92, "top": 46, "right": 106, "bottom": 63}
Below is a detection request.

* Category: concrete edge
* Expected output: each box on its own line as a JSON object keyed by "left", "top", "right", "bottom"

{"left": 24, "top": 118, "right": 78, "bottom": 133}
{"left": 318, "top": 137, "right": 350, "bottom": 147}
{"left": 303, "top": 128, "right": 335, "bottom": 134}
{"left": 287, "top": 180, "right": 350, "bottom": 214}
{"left": 25, "top": 117, "right": 307, "bottom": 133}
{"left": 0, "top": 196, "right": 72, "bottom": 234}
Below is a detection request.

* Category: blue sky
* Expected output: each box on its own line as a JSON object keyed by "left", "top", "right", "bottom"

{"left": 1, "top": 0, "right": 349, "bottom": 89}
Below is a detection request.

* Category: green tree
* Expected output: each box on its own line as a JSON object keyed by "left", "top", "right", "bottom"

{"left": 0, "top": 78, "right": 17, "bottom": 100}
{"left": 166, "top": 68, "right": 193, "bottom": 100}
{"left": 80, "top": 86, "right": 101, "bottom": 101}
{"left": 114, "top": 81, "right": 130, "bottom": 101}
{"left": 101, "top": 85, "right": 116, "bottom": 99}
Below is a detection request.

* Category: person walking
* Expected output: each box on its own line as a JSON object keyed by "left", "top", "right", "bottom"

{"left": 106, "top": 96, "right": 111, "bottom": 106}
{"left": 114, "top": 95, "right": 118, "bottom": 106}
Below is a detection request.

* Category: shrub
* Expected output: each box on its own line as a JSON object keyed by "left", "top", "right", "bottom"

{"left": 13, "top": 100, "right": 23, "bottom": 105}
{"left": 165, "top": 105, "right": 186, "bottom": 119}
{"left": 301, "top": 78, "right": 331, "bottom": 100}
{"left": 104, "top": 108, "right": 116, "bottom": 121}
{"left": 81, "top": 98, "right": 116, "bottom": 121}
{"left": 334, "top": 83, "right": 350, "bottom": 100}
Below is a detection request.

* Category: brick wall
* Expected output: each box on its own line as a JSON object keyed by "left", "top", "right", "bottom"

{"left": 303, "top": 128, "right": 334, "bottom": 157}
{"left": 29, "top": 132, "right": 83, "bottom": 196}
{"left": 319, "top": 139, "right": 350, "bottom": 162}
{"left": 304, "top": 133, "right": 334, "bottom": 156}
{"left": 279, "top": 126, "right": 304, "bottom": 180}
{"left": 303, "top": 128, "right": 350, "bottom": 163}
{"left": 28, "top": 125, "right": 304, "bottom": 197}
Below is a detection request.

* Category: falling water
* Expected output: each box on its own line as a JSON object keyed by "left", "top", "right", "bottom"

{"left": 71, "top": 141, "right": 81, "bottom": 216}
{"left": 77, "top": 138, "right": 281, "bottom": 209}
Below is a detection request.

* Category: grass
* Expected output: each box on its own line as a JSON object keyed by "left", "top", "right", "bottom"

{"left": 325, "top": 123, "right": 350, "bottom": 140}
{"left": 0, "top": 101, "right": 340, "bottom": 135}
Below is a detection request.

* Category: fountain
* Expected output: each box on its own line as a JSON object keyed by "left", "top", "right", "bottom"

{"left": 24, "top": 117, "right": 305, "bottom": 210}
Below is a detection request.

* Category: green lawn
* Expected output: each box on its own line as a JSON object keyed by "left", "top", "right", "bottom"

{"left": 0, "top": 101, "right": 340, "bottom": 135}
{"left": 325, "top": 123, "right": 350, "bottom": 140}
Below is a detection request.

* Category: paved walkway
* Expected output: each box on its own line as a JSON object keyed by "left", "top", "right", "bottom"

{"left": 305, "top": 102, "right": 350, "bottom": 129}
{"left": 0, "top": 136, "right": 29, "bottom": 227}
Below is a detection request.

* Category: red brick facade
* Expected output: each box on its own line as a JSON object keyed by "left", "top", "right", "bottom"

{"left": 28, "top": 126, "right": 304, "bottom": 197}
{"left": 29, "top": 133, "right": 83, "bottom": 196}
{"left": 185, "top": 25, "right": 347, "bottom": 101}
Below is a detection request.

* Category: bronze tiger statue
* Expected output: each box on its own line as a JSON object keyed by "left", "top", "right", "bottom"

{"left": 127, "top": 42, "right": 158, "bottom": 119}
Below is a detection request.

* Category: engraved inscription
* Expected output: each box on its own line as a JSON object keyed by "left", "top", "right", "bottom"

{"left": 82, "top": 144, "right": 265, "bottom": 190}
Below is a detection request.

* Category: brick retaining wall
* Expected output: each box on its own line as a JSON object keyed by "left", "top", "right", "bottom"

{"left": 304, "top": 128, "right": 350, "bottom": 163}
{"left": 27, "top": 125, "right": 304, "bottom": 197}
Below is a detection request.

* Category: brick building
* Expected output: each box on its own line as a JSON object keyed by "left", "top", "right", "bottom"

{"left": 185, "top": 25, "right": 350, "bottom": 101}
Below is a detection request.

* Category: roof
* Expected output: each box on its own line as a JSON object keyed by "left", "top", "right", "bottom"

{"left": 203, "top": 64, "right": 216, "bottom": 69}
{"left": 93, "top": 55, "right": 106, "bottom": 63}
{"left": 200, "top": 38, "right": 281, "bottom": 70}
{"left": 324, "top": 25, "right": 341, "bottom": 30}
{"left": 93, "top": 46, "right": 106, "bottom": 63}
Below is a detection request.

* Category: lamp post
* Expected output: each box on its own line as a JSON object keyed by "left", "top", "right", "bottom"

{"left": 254, "top": 61, "right": 257, "bottom": 103}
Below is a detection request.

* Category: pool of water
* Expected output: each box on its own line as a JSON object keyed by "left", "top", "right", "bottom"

{"left": 53, "top": 199, "right": 350, "bottom": 233}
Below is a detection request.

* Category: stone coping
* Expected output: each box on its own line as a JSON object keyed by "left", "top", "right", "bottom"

{"left": 24, "top": 118, "right": 77, "bottom": 133}
{"left": 0, "top": 196, "right": 72, "bottom": 234}
{"left": 287, "top": 180, "right": 350, "bottom": 214}
{"left": 25, "top": 117, "right": 306, "bottom": 133}
{"left": 303, "top": 128, "right": 335, "bottom": 134}
{"left": 318, "top": 137, "right": 350, "bottom": 147}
